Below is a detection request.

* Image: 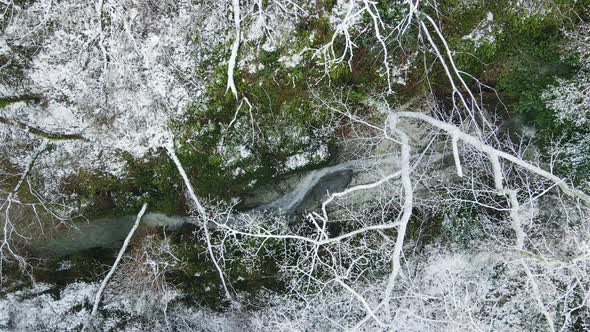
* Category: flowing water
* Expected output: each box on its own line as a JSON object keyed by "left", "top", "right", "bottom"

{"left": 37, "top": 213, "right": 190, "bottom": 256}
{"left": 37, "top": 157, "right": 396, "bottom": 256}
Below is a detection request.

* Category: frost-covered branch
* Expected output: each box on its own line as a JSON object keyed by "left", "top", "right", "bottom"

{"left": 0, "top": 115, "right": 86, "bottom": 140}
{"left": 165, "top": 143, "right": 233, "bottom": 303}
{"left": 391, "top": 111, "right": 590, "bottom": 204}
{"left": 85, "top": 203, "right": 148, "bottom": 331}
{"left": 0, "top": 140, "right": 48, "bottom": 281}
{"left": 226, "top": 0, "right": 241, "bottom": 99}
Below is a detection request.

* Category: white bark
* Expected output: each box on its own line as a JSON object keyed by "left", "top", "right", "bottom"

{"left": 226, "top": 0, "right": 241, "bottom": 99}
{"left": 165, "top": 144, "right": 233, "bottom": 302}
{"left": 380, "top": 123, "right": 413, "bottom": 322}
{"left": 391, "top": 111, "right": 590, "bottom": 204}
{"left": 452, "top": 134, "right": 463, "bottom": 177}
{"left": 85, "top": 203, "right": 147, "bottom": 330}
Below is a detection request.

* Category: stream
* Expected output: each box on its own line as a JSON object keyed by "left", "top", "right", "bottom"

{"left": 38, "top": 157, "right": 399, "bottom": 257}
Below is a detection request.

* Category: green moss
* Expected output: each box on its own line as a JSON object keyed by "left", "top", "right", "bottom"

{"left": 0, "top": 100, "right": 11, "bottom": 109}
{"left": 170, "top": 231, "right": 285, "bottom": 310}
{"left": 405, "top": 209, "right": 444, "bottom": 244}
{"left": 419, "top": 1, "right": 581, "bottom": 140}
{"left": 494, "top": 14, "right": 579, "bottom": 139}
{"left": 62, "top": 150, "right": 183, "bottom": 218}
{"left": 32, "top": 247, "right": 115, "bottom": 292}
{"left": 174, "top": 44, "right": 338, "bottom": 201}
{"left": 297, "top": 15, "right": 332, "bottom": 47}
{"left": 0, "top": 95, "right": 41, "bottom": 109}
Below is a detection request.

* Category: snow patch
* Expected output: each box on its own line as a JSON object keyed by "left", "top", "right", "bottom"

{"left": 462, "top": 12, "right": 496, "bottom": 48}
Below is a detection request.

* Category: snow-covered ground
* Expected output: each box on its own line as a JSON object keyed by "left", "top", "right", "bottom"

{"left": 1, "top": 0, "right": 232, "bottom": 196}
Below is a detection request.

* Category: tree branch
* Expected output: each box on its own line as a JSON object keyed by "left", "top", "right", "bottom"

{"left": 85, "top": 203, "right": 148, "bottom": 331}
